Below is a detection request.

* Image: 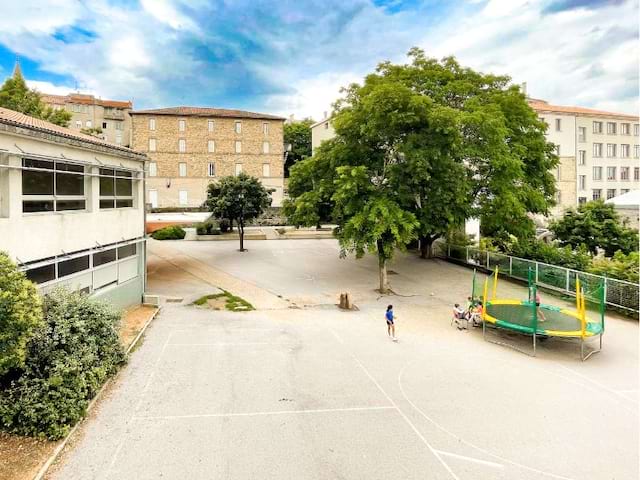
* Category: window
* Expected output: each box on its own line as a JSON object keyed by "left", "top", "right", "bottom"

{"left": 235, "top": 121, "right": 242, "bottom": 134}
{"left": 578, "top": 150, "right": 586, "bottom": 165}
{"left": 555, "top": 118, "right": 561, "bottom": 131}
{"left": 118, "top": 243, "right": 137, "bottom": 259}
{"left": 208, "top": 163, "right": 215, "bottom": 177}
{"left": 634, "top": 124, "right": 639, "bottom": 136}
{"left": 149, "top": 118, "right": 156, "bottom": 130}
{"left": 208, "top": 140, "right": 215, "bottom": 153}
{"left": 179, "top": 162, "right": 187, "bottom": 177}
{"left": 578, "top": 127, "right": 586, "bottom": 142}
{"left": 606, "top": 189, "right": 616, "bottom": 200}
{"left": 115, "top": 133, "right": 122, "bottom": 145}
{"left": 263, "top": 141, "right": 270, "bottom": 154}
{"left": 235, "top": 140, "right": 242, "bottom": 153}
{"left": 578, "top": 196, "right": 587, "bottom": 205}
{"left": 606, "top": 143, "right": 617, "bottom": 158}
{"left": 593, "top": 143, "right": 603, "bottom": 157}
{"left": 178, "top": 119, "right": 186, "bottom": 132}
{"left": 592, "top": 166, "right": 602, "bottom": 180}
{"left": 22, "top": 159, "right": 86, "bottom": 213}
{"left": 75, "top": 120, "right": 82, "bottom": 129}
{"left": 58, "top": 255, "right": 89, "bottom": 278}
{"left": 114, "top": 122, "right": 123, "bottom": 131}
{"left": 102, "top": 122, "right": 107, "bottom": 129}
{"left": 25, "top": 264, "right": 56, "bottom": 284}
{"left": 621, "top": 189, "right": 630, "bottom": 194}
{"left": 85, "top": 120, "right": 92, "bottom": 128}
{"left": 592, "top": 189, "right": 601, "bottom": 200}
{"left": 607, "top": 122, "right": 617, "bottom": 135}
{"left": 179, "top": 139, "right": 186, "bottom": 153}
{"left": 235, "top": 163, "right": 242, "bottom": 176}
{"left": 606, "top": 166, "right": 616, "bottom": 180}
{"left": 635, "top": 145, "right": 640, "bottom": 158}
{"left": 593, "top": 121, "right": 603, "bottom": 134}
{"left": 621, "top": 167, "right": 629, "bottom": 180}
{"left": 636, "top": 167, "right": 640, "bottom": 181}
{"left": 262, "top": 163, "right": 270, "bottom": 177}
{"left": 556, "top": 190, "right": 562, "bottom": 204}
{"left": 179, "top": 190, "right": 188, "bottom": 205}
{"left": 555, "top": 145, "right": 560, "bottom": 156}
{"left": 556, "top": 165, "right": 561, "bottom": 179}
{"left": 578, "top": 175, "right": 586, "bottom": 190}
{"left": 149, "top": 162, "right": 157, "bottom": 177}
{"left": 208, "top": 120, "right": 214, "bottom": 132}
{"left": 621, "top": 144, "right": 630, "bottom": 158}
{"left": 99, "top": 168, "right": 134, "bottom": 209}
{"left": 621, "top": 123, "right": 630, "bottom": 135}
{"left": 263, "top": 122, "right": 269, "bottom": 135}
{"left": 149, "top": 138, "right": 157, "bottom": 152}
{"left": 93, "top": 248, "right": 117, "bottom": 267}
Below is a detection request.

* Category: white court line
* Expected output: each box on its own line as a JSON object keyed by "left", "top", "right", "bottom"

{"left": 434, "top": 449, "right": 503, "bottom": 469}
{"left": 328, "top": 329, "right": 460, "bottom": 480}
{"left": 557, "top": 364, "right": 639, "bottom": 408}
{"left": 167, "top": 342, "right": 291, "bottom": 346}
{"left": 134, "top": 406, "right": 395, "bottom": 421}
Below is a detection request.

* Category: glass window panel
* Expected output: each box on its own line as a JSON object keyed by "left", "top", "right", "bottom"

{"left": 56, "top": 172, "right": 84, "bottom": 196}
{"left": 56, "top": 162, "right": 83, "bottom": 173}
{"left": 58, "top": 255, "right": 89, "bottom": 277}
{"left": 23, "top": 200, "right": 54, "bottom": 212}
{"left": 116, "top": 199, "right": 133, "bottom": 208}
{"left": 117, "top": 243, "right": 137, "bottom": 259}
{"left": 56, "top": 200, "right": 85, "bottom": 211}
{"left": 100, "top": 176, "right": 114, "bottom": 196}
{"left": 25, "top": 264, "right": 56, "bottom": 284}
{"left": 22, "top": 159, "right": 54, "bottom": 195}
{"left": 116, "top": 178, "right": 132, "bottom": 196}
{"left": 93, "top": 248, "right": 117, "bottom": 266}
{"left": 100, "top": 199, "right": 115, "bottom": 209}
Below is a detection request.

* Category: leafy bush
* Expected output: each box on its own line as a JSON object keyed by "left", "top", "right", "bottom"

{"left": 0, "top": 252, "right": 43, "bottom": 377}
{"left": 151, "top": 225, "right": 186, "bottom": 240}
{"left": 508, "top": 240, "right": 591, "bottom": 271}
{"left": 0, "top": 289, "right": 126, "bottom": 439}
{"left": 588, "top": 251, "right": 639, "bottom": 283}
{"left": 196, "top": 220, "right": 220, "bottom": 235}
{"left": 219, "top": 218, "right": 231, "bottom": 233}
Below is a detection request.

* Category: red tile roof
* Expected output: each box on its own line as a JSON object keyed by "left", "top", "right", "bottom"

{"left": 0, "top": 107, "right": 143, "bottom": 156}
{"left": 40, "top": 93, "right": 132, "bottom": 109}
{"left": 130, "top": 106, "right": 285, "bottom": 120}
{"left": 528, "top": 99, "right": 637, "bottom": 120}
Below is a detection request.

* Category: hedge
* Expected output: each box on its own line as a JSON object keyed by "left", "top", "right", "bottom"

{"left": 151, "top": 225, "right": 186, "bottom": 240}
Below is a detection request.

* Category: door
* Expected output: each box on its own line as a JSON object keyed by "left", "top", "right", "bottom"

{"left": 149, "top": 190, "right": 158, "bottom": 208}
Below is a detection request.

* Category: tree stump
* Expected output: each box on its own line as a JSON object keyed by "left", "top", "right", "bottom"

{"left": 339, "top": 292, "right": 353, "bottom": 310}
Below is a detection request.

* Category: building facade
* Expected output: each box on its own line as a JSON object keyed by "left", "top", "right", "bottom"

{"left": 529, "top": 99, "right": 640, "bottom": 216}
{"left": 130, "top": 107, "right": 286, "bottom": 209}
{"left": 310, "top": 116, "right": 335, "bottom": 155}
{"left": 0, "top": 107, "right": 147, "bottom": 309}
{"left": 41, "top": 93, "right": 133, "bottom": 147}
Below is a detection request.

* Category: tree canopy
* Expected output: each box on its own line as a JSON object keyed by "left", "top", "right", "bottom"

{"left": 0, "top": 69, "right": 72, "bottom": 127}
{"left": 205, "top": 173, "right": 273, "bottom": 251}
{"left": 549, "top": 200, "right": 639, "bottom": 256}
{"left": 285, "top": 49, "right": 558, "bottom": 291}
{"left": 283, "top": 118, "right": 314, "bottom": 176}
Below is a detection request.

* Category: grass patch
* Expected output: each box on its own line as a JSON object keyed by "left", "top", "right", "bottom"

{"left": 193, "top": 291, "right": 254, "bottom": 312}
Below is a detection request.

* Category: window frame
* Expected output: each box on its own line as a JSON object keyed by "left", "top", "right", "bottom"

{"left": 99, "top": 168, "right": 134, "bottom": 209}
{"left": 149, "top": 162, "right": 157, "bottom": 177}
{"left": 178, "top": 190, "right": 188, "bottom": 206}
{"left": 208, "top": 120, "right": 214, "bottom": 132}
{"left": 593, "top": 143, "right": 602, "bottom": 157}
{"left": 149, "top": 138, "right": 157, "bottom": 152}
{"left": 606, "top": 122, "right": 617, "bottom": 135}
{"left": 149, "top": 118, "right": 156, "bottom": 131}
{"left": 592, "top": 166, "right": 602, "bottom": 181}
{"left": 22, "top": 158, "right": 87, "bottom": 214}
{"left": 606, "top": 143, "right": 617, "bottom": 158}
{"left": 208, "top": 163, "right": 215, "bottom": 177}
{"left": 179, "top": 162, "right": 187, "bottom": 177}
{"left": 208, "top": 140, "right": 215, "bottom": 153}
{"left": 592, "top": 189, "right": 601, "bottom": 201}
{"left": 620, "top": 167, "right": 630, "bottom": 180}
{"left": 592, "top": 121, "right": 603, "bottom": 134}
{"left": 178, "top": 138, "right": 186, "bottom": 153}
{"left": 178, "top": 119, "right": 186, "bottom": 132}
{"left": 606, "top": 166, "right": 616, "bottom": 180}
{"left": 235, "top": 140, "right": 242, "bottom": 153}
{"left": 578, "top": 150, "right": 586, "bottom": 165}
{"left": 235, "top": 121, "right": 242, "bottom": 134}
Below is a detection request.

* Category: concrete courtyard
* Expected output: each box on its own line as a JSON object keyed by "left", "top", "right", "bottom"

{"left": 50, "top": 238, "right": 639, "bottom": 480}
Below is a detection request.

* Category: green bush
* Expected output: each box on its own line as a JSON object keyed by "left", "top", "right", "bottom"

{"left": 195, "top": 220, "right": 220, "bottom": 235}
{"left": 508, "top": 240, "right": 591, "bottom": 271}
{"left": 588, "top": 251, "right": 640, "bottom": 283}
{"left": 151, "top": 225, "right": 186, "bottom": 240}
{"left": 219, "top": 219, "right": 231, "bottom": 233}
{"left": 0, "top": 252, "right": 43, "bottom": 377}
{"left": 0, "top": 289, "right": 125, "bottom": 439}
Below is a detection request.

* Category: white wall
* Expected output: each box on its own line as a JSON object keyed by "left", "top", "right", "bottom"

{"left": 311, "top": 119, "right": 335, "bottom": 154}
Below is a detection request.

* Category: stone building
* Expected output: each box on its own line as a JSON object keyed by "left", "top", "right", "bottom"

{"left": 130, "top": 106, "right": 285, "bottom": 209}
{"left": 41, "top": 93, "right": 133, "bottom": 147}
{"left": 0, "top": 106, "right": 147, "bottom": 309}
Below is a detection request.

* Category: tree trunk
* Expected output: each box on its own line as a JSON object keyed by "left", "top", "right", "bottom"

{"left": 238, "top": 219, "right": 245, "bottom": 252}
{"left": 377, "top": 241, "right": 390, "bottom": 293}
{"left": 419, "top": 236, "right": 434, "bottom": 259}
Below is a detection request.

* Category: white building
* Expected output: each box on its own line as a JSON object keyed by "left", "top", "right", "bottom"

{"left": 310, "top": 115, "right": 335, "bottom": 155}
{"left": 529, "top": 99, "right": 639, "bottom": 216}
{"left": 606, "top": 189, "right": 640, "bottom": 230}
{"left": 0, "top": 107, "right": 148, "bottom": 309}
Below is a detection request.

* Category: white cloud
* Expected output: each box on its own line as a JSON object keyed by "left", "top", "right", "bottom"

{"left": 0, "top": 0, "right": 83, "bottom": 35}
{"left": 26, "top": 80, "right": 79, "bottom": 96}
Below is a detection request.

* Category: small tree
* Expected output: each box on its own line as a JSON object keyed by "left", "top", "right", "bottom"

{"left": 0, "top": 69, "right": 72, "bottom": 127}
{"left": 550, "top": 200, "right": 639, "bottom": 256}
{"left": 205, "top": 173, "right": 272, "bottom": 251}
{"left": 0, "top": 252, "right": 43, "bottom": 377}
{"left": 284, "top": 118, "right": 313, "bottom": 176}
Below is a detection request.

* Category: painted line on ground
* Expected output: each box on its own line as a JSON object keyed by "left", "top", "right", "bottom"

{"left": 433, "top": 449, "right": 504, "bottom": 469}
{"left": 166, "top": 342, "right": 293, "bottom": 346}
{"left": 328, "top": 329, "right": 460, "bottom": 480}
{"left": 133, "top": 406, "right": 396, "bottom": 421}
{"left": 556, "top": 364, "right": 639, "bottom": 409}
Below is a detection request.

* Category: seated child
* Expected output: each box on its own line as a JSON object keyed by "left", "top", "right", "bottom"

{"left": 453, "top": 303, "right": 467, "bottom": 329}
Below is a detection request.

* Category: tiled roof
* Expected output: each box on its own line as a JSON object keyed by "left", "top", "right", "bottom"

{"left": 130, "top": 106, "right": 285, "bottom": 120}
{"left": 528, "top": 99, "right": 637, "bottom": 120}
{"left": 40, "top": 93, "right": 132, "bottom": 109}
{"left": 0, "top": 107, "right": 143, "bottom": 156}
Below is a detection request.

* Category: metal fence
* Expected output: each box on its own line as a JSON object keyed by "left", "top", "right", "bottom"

{"left": 437, "top": 244, "right": 639, "bottom": 313}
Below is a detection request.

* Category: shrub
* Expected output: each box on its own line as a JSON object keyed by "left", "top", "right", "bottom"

{"left": 0, "top": 289, "right": 126, "bottom": 439}
{"left": 588, "top": 251, "right": 640, "bottom": 283}
{"left": 196, "top": 220, "right": 220, "bottom": 235}
{"left": 0, "top": 252, "right": 43, "bottom": 377}
{"left": 509, "top": 240, "right": 591, "bottom": 271}
{"left": 151, "top": 225, "right": 186, "bottom": 240}
{"left": 219, "top": 218, "right": 231, "bottom": 233}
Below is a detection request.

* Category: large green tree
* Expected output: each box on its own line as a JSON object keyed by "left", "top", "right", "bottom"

{"left": 205, "top": 173, "right": 273, "bottom": 251}
{"left": 0, "top": 69, "right": 72, "bottom": 127}
{"left": 286, "top": 49, "right": 557, "bottom": 291}
{"left": 549, "top": 200, "right": 639, "bottom": 256}
{"left": 284, "top": 118, "right": 314, "bottom": 176}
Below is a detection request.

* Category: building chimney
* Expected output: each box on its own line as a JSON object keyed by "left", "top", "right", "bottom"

{"left": 521, "top": 82, "right": 527, "bottom": 97}
{"left": 323, "top": 111, "right": 327, "bottom": 119}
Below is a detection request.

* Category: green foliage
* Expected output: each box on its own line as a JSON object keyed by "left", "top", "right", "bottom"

{"left": 550, "top": 200, "right": 639, "bottom": 256}
{"left": 284, "top": 118, "right": 314, "bottom": 176}
{"left": 0, "top": 252, "right": 43, "bottom": 377}
{"left": 196, "top": 219, "right": 220, "bottom": 235}
{"left": 588, "top": 251, "right": 639, "bottom": 283}
{"left": 193, "top": 291, "right": 254, "bottom": 311}
{"left": 219, "top": 218, "right": 231, "bottom": 233}
{"left": 0, "top": 71, "right": 72, "bottom": 127}
{"left": 0, "top": 289, "right": 125, "bottom": 439}
{"left": 80, "top": 126, "right": 103, "bottom": 137}
{"left": 151, "top": 225, "right": 186, "bottom": 240}
{"left": 205, "top": 173, "right": 272, "bottom": 250}
{"left": 508, "top": 240, "right": 592, "bottom": 271}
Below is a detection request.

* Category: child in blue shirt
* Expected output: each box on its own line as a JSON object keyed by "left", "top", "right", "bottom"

{"left": 385, "top": 305, "right": 397, "bottom": 341}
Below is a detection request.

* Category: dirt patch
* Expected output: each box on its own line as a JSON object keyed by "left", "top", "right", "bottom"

{"left": 0, "top": 432, "right": 58, "bottom": 480}
{"left": 119, "top": 305, "right": 159, "bottom": 350}
{"left": 193, "top": 292, "right": 254, "bottom": 312}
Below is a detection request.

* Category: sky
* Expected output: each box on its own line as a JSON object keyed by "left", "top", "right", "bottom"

{"left": 0, "top": 0, "right": 637, "bottom": 120}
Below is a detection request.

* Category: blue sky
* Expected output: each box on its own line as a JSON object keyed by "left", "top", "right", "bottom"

{"left": 0, "top": 0, "right": 637, "bottom": 119}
